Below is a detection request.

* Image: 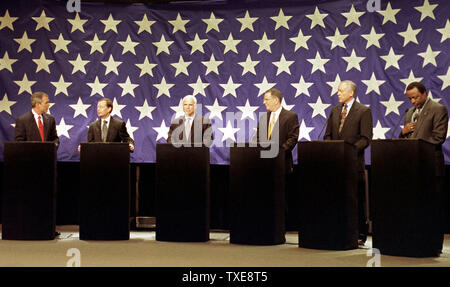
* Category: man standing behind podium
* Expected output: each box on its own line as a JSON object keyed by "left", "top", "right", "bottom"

{"left": 87, "top": 97, "right": 134, "bottom": 151}
{"left": 14, "top": 92, "right": 59, "bottom": 146}
{"left": 323, "top": 80, "right": 373, "bottom": 245}
{"left": 254, "top": 88, "right": 299, "bottom": 174}
{"left": 400, "top": 82, "right": 448, "bottom": 252}
{"left": 167, "top": 95, "right": 213, "bottom": 147}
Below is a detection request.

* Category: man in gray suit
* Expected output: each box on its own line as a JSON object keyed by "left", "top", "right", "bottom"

{"left": 400, "top": 81, "right": 448, "bottom": 252}
{"left": 167, "top": 95, "right": 214, "bottom": 147}
{"left": 324, "top": 80, "right": 373, "bottom": 245}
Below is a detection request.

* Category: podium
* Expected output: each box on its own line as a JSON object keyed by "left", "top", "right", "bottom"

{"left": 80, "top": 143, "right": 130, "bottom": 240}
{"left": 2, "top": 142, "right": 57, "bottom": 240}
{"left": 155, "top": 143, "right": 210, "bottom": 242}
{"left": 371, "top": 139, "right": 442, "bottom": 257}
{"left": 297, "top": 141, "right": 358, "bottom": 250}
{"left": 229, "top": 144, "right": 286, "bottom": 245}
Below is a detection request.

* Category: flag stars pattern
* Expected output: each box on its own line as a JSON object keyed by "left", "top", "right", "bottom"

{"left": 0, "top": 2, "right": 449, "bottom": 164}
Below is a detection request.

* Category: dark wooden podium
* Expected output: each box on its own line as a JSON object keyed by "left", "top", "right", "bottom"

{"left": 155, "top": 143, "right": 210, "bottom": 242}
{"left": 297, "top": 140, "right": 358, "bottom": 250}
{"left": 80, "top": 143, "right": 130, "bottom": 240}
{"left": 229, "top": 143, "right": 286, "bottom": 245}
{"left": 371, "top": 139, "right": 442, "bottom": 257}
{"left": 2, "top": 142, "right": 57, "bottom": 240}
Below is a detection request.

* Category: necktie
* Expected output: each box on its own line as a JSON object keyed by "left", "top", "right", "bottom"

{"left": 268, "top": 114, "right": 276, "bottom": 139}
{"left": 412, "top": 109, "right": 419, "bottom": 122}
{"left": 185, "top": 118, "right": 192, "bottom": 140}
{"left": 101, "top": 120, "right": 108, "bottom": 142}
{"left": 38, "top": 115, "right": 44, "bottom": 142}
{"left": 338, "top": 104, "right": 347, "bottom": 133}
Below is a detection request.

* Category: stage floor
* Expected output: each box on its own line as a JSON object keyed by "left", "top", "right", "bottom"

{"left": 0, "top": 225, "right": 449, "bottom": 267}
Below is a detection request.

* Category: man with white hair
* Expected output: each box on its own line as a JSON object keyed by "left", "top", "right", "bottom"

{"left": 324, "top": 80, "right": 373, "bottom": 245}
{"left": 167, "top": 95, "right": 213, "bottom": 147}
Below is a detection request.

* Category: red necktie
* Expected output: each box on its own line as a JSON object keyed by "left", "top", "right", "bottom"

{"left": 38, "top": 115, "right": 44, "bottom": 141}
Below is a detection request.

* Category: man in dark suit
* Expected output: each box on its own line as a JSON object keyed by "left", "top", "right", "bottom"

{"left": 167, "top": 95, "right": 214, "bottom": 147}
{"left": 324, "top": 80, "right": 373, "bottom": 245}
{"left": 400, "top": 81, "right": 448, "bottom": 252}
{"left": 14, "top": 91, "right": 60, "bottom": 237}
{"left": 14, "top": 91, "right": 59, "bottom": 146}
{"left": 253, "top": 88, "right": 300, "bottom": 231}
{"left": 254, "top": 88, "right": 300, "bottom": 174}
{"left": 86, "top": 97, "right": 134, "bottom": 151}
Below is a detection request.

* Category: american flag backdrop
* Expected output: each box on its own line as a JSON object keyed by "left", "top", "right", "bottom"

{"left": 0, "top": 0, "right": 449, "bottom": 164}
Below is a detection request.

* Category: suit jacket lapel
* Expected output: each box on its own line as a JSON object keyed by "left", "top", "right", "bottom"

{"left": 413, "top": 99, "right": 431, "bottom": 137}
{"left": 29, "top": 111, "right": 41, "bottom": 140}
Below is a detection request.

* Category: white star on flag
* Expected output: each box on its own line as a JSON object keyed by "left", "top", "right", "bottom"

{"left": 68, "top": 12, "right": 88, "bottom": 33}
{"left": 14, "top": 74, "right": 36, "bottom": 95}
{"left": 220, "top": 33, "right": 241, "bottom": 54}
{"left": 237, "top": 10, "right": 258, "bottom": 32}
{"left": 56, "top": 118, "right": 74, "bottom": 139}
{"left": 238, "top": 54, "right": 260, "bottom": 76}
{"left": 51, "top": 75, "right": 72, "bottom": 96}
{"left": 273, "top": 54, "right": 294, "bottom": 76}
{"left": 398, "top": 23, "right": 421, "bottom": 46}
{"left": 218, "top": 121, "right": 240, "bottom": 142}
{"left": 307, "top": 51, "right": 330, "bottom": 74}
{"left": 100, "top": 13, "right": 121, "bottom": 34}
{"left": 135, "top": 56, "right": 157, "bottom": 77}
{"left": 306, "top": 7, "right": 328, "bottom": 29}
{"left": 0, "top": 10, "right": 18, "bottom": 31}
{"left": 291, "top": 76, "right": 313, "bottom": 97}
{"left": 171, "top": 55, "right": 191, "bottom": 77}
{"left": 361, "top": 27, "right": 385, "bottom": 49}
{"left": 380, "top": 93, "right": 403, "bottom": 116}
{"left": 118, "top": 76, "right": 138, "bottom": 97}
{"left": 418, "top": 44, "right": 440, "bottom": 67}
{"left": 326, "top": 28, "right": 348, "bottom": 50}
{"left": 437, "top": 67, "right": 450, "bottom": 90}
{"left": 134, "top": 14, "right": 156, "bottom": 35}
{"left": 362, "top": 72, "right": 385, "bottom": 95}
{"left": 270, "top": 9, "right": 292, "bottom": 30}
{"left": 187, "top": 33, "right": 208, "bottom": 54}
{"left": 236, "top": 99, "right": 259, "bottom": 120}
{"left": 298, "top": 120, "right": 315, "bottom": 141}
{"left": 154, "top": 77, "right": 174, "bottom": 98}
{"left": 69, "top": 97, "right": 90, "bottom": 118}
{"left": 202, "top": 12, "right": 223, "bottom": 33}
{"left": 400, "top": 70, "right": 423, "bottom": 90}
{"left": 0, "top": 93, "right": 15, "bottom": 115}
{"left": 326, "top": 74, "right": 342, "bottom": 97}
{"left": 254, "top": 32, "right": 276, "bottom": 54}
{"left": 32, "top": 10, "right": 54, "bottom": 31}
{"left": 110, "top": 98, "right": 126, "bottom": 119}
{"left": 87, "top": 76, "right": 108, "bottom": 97}
{"left": 202, "top": 54, "right": 223, "bottom": 75}
{"left": 380, "top": 47, "right": 403, "bottom": 70}
{"left": 220, "top": 76, "right": 242, "bottom": 98}
{"left": 377, "top": 2, "right": 401, "bottom": 25}
{"left": 342, "top": 49, "right": 365, "bottom": 72}
{"left": 125, "top": 119, "right": 138, "bottom": 139}
{"left": 189, "top": 76, "right": 210, "bottom": 97}
{"left": 341, "top": 4, "right": 364, "bottom": 27}
{"left": 154, "top": 120, "right": 170, "bottom": 141}
{"left": 135, "top": 99, "right": 156, "bottom": 120}
{"left": 373, "top": 121, "right": 391, "bottom": 139}
{"left": 0, "top": 51, "right": 17, "bottom": 73}
{"left": 255, "top": 76, "right": 276, "bottom": 97}
{"left": 309, "top": 96, "right": 330, "bottom": 118}
{"left": 414, "top": 0, "right": 438, "bottom": 21}
{"left": 205, "top": 98, "right": 227, "bottom": 120}
{"left": 169, "top": 13, "right": 189, "bottom": 33}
